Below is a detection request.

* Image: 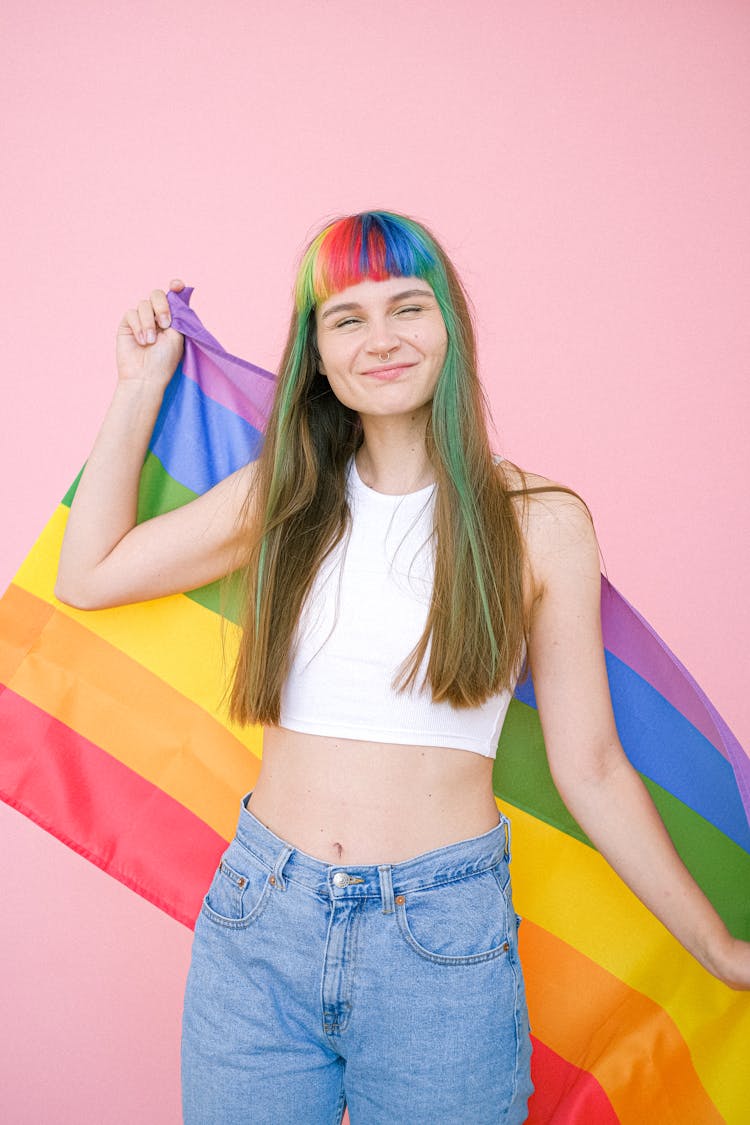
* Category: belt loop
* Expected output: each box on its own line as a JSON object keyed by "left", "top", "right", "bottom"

{"left": 503, "top": 818, "right": 511, "bottom": 862}
{"left": 272, "top": 844, "right": 294, "bottom": 890}
{"left": 378, "top": 865, "right": 395, "bottom": 914}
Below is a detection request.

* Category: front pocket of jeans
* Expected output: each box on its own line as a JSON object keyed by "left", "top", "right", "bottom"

{"left": 201, "top": 845, "right": 274, "bottom": 930}
{"left": 395, "top": 865, "right": 512, "bottom": 965}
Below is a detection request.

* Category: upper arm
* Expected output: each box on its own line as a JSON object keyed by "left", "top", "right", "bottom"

{"left": 56, "top": 459, "right": 258, "bottom": 609}
{"left": 523, "top": 489, "right": 623, "bottom": 787}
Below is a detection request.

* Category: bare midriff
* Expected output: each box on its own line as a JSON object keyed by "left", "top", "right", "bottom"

{"left": 247, "top": 725, "right": 501, "bottom": 866}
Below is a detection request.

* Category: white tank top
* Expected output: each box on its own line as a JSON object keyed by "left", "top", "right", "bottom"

{"left": 278, "top": 456, "right": 517, "bottom": 757}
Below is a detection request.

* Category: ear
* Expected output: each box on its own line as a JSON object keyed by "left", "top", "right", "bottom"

{"left": 311, "top": 333, "right": 326, "bottom": 378}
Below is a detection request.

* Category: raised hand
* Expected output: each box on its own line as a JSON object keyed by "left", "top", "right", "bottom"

{"left": 115, "top": 279, "right": 186, "bottom": 388}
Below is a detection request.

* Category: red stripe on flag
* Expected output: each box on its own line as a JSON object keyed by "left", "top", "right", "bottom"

{"left": 1, "top": 686, "right": 642, "bottom": 1121}
{"left": 528, "top": 1037, "right": 620, "bottom": 1123}
{"left": 0, "top": 686, "right": 227, "bottom": 927}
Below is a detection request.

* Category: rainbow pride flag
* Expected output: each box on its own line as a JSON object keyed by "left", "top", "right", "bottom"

{"left": 1, "top": 287, "right": 748, "bottom": 1123}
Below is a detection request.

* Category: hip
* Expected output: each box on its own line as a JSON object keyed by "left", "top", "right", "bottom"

{"left": 183, "top": 792, "right": 533, "bottom": 1122}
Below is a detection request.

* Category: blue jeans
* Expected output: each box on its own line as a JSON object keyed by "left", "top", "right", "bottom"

{"left": 181, "top": 792, "right": 533, "bottom": 1123}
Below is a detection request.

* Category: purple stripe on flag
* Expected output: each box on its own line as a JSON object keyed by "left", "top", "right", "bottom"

{"left": 168, "top": 287, "right": 277, "bottom": 433}
{"left": 601, "top": 578, "right": 725, "bottom": 752}
{"left": 602, "top": 578, "right": 750, "bottom": 817}
{"left": 181, "top": 344, "right": 275, "bottom": 434}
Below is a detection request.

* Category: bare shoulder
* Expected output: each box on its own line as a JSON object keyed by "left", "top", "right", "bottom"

{"left": 496, "top": 459, "right": 601, "bottom": 600}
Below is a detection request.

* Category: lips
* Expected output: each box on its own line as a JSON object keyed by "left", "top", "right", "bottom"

{"left": 361, "top": 363, "right": 417, "bottom": 380}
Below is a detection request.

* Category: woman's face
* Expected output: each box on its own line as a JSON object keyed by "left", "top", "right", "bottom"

{"left": 314, "top": 276, "right": 448, "bottom": 421}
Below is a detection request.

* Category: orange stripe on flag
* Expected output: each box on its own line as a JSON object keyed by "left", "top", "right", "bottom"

{"left": 521, "top": 920, "right": 721, "bottom": 1124}
{"left": 506, "top": 802, "right": 749, "bottom": 1121}
{"left": 13, "top": 504, "right": 255, "bottom": 750}
{"left": 0, "top": 583, "right": 260, "bottom": 841}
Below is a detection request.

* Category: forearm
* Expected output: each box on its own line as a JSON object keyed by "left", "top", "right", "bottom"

{"left": 55, "top": 379, "right": 165, "bottom": 604}
{"left": 554, "top": 753, "right": 734, "bottom": 979}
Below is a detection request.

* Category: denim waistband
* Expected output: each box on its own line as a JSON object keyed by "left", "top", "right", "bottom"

{"left": 233, "top": 791, "right": 511, "bottom": 904}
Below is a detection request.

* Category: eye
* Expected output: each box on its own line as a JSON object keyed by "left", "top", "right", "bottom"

{"left": 335, "top": 316, "right": 361, "bottom": 328}
{"left": 396, "top": 305, "right": 423, "bottom": 315}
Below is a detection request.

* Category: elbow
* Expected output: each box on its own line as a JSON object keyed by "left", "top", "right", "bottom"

{"left": 54, "top": 573, "right": 103, "bottom": 611}
{"left": 53, "top": 579, "right": 84, "bottom": 609}
{"left": 548, "top": 737, "right": 629, "bottom": 796}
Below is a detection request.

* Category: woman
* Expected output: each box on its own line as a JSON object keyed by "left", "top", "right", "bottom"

{"left": 55, "top": 211, "right": 750, "bottom": 1124}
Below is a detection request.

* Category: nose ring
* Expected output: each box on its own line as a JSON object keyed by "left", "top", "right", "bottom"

{"left": 378, "top": 352, "right": 390, "bottom": 362}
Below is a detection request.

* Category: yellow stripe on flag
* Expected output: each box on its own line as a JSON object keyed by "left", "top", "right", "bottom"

{"left": 15, "top": 505, "right": 252, "bottom": 748}
{"left": 520, "top": 919, "right": 721, "bottom": 1124}
{"left": 504, "top": 800, "right": 750, "bottom": 1122}
{"left": 2, "top": 583, "right": 259, "bottom": 841}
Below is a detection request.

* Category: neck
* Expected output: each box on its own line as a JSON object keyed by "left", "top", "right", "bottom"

{"left": 355, "top": 410, "right": 435, "bottom": 495}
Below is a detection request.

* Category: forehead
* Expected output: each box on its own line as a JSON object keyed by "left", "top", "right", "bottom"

{"left": 317, "top": 276, "right": 436, "bottom": 318}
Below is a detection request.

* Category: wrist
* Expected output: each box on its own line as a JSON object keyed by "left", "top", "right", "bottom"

{"left": 113, "top": 375, "right": 168, "bottom": 402}
{"left": 111, "top": 376, "right": 168, "bottom": 422}
{"left": 700, "top": 927, "right": 745, "bottom": 988}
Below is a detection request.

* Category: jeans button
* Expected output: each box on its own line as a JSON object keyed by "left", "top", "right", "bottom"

{"left": 332, "top": 872, "right": 350, "bottom": 888}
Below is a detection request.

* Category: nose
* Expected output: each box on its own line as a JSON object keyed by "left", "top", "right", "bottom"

{"left": 364, "top": 316, "right": 401, "bottom": 358}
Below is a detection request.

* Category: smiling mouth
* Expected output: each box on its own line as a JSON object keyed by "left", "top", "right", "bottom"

{"left": 361, "top": 363, "right": 417, "bottom": 379}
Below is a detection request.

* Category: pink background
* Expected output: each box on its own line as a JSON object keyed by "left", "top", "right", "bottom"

{"left": 1, "top": 2, "right": 748, "bottom": 1120}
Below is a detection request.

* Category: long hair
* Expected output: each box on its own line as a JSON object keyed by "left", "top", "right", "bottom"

{"left": 229, "top": 210, "right": 582, "bottom": 726}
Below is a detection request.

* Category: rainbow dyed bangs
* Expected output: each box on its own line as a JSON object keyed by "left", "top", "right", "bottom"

{"left": 295, "top": 212, "right": 441, "bottom": 312}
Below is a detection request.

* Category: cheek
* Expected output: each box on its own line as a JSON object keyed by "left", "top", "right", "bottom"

{"left": 425, "top": 336, "right": 448, "bottom": 368}
{"left": 323, "top": 370, "right": 361, "bottom": 411}
{"left": 414, "top": 325, "right": 448, "bottom": 356}
{"left": 318, "top": 338, "right": 356, "bottom": 377}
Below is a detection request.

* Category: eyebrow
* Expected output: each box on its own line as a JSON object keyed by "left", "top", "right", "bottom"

{"left": 320, "top": 288, "right": 436, "bottom": 321}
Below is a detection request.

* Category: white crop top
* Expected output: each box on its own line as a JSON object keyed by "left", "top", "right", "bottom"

{"left": 278, "top": 456, "right": 518, "bottom": 758}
